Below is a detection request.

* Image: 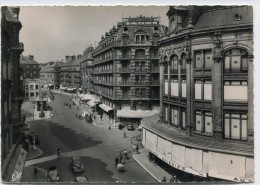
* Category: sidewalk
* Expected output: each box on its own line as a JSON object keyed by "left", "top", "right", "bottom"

{"left": 73, "top": 97, "right": 118, "bottom": 129}
{"left": 21, "top": 165, "right": 47, "bottom": 182}
{"left": 133, "top": 148, "right": 172, "bottom": 183}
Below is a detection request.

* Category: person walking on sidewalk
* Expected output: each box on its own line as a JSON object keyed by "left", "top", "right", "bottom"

{"left": 33, "top": 164, "right": 38, "bottom": 178}
{"left": 119, "top": 153, "right": 123, "bottom": 163}
{"left": 100, "top": 114, "right": 103, "bottom": 121}
{"left": 162, "top": 176, "right": 167, "bottom": 183}
{"left": 136, "top": 144, "right": 139, "bottom": 154}
{"left": 115, "top": 157, "right": 119, "bottom": 167}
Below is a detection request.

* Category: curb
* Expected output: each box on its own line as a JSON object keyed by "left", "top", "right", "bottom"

{"left": 132, "top": 151, "right": 161, "bottom": 182}
{"left": 26, "top": 147, "right": 44, "bottom": 160}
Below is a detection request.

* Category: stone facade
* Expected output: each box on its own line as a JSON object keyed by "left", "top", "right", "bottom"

{"left": 92, "top": 16, "right": 165, "bottom": 122}
{"left": 142, "top": 6, "right": 254, "bottom": 182}
{"left": 1, "top": 6, "right": 24, "bottom": 179}
{"left": 40, "top": 61, "right": 64, "bottom": 89}
{"left": 20, "top": 55, "right": 40, "bottom": 79}
{"left": 80, "top": 47, "right": 94, "bottom": 93}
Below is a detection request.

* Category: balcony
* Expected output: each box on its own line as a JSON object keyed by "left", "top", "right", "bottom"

{"left": 194, "top": 69, "right": 212, "bottom": 78}
{"left": 128, "top": 41, "right": 152, "bottom": 46}
{"left": 117, "top": 81, "right": 130, "bottom": 86}
{"left": 11, "top": 42, "right": 24, "bottom": 51}
{"left": 118, "top": 68, "right": 130, "bottom": 73}
{"left": 133, "top": 69, "right": 147, "bottom": 73}
{"left": 101, "top": 68, "right": 113, "bottom": 73}
{"left": 134, "top": 82, "right": 149, "bottom": 86}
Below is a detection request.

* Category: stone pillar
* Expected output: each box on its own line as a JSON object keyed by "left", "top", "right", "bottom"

{"left": 212, "top": 35, "right": 224, "bottom": 140}
{"left": 159, "top": 59, "right": 165, "bottom": 115}
{"left": 186, "top": 56, "right": 192, "bottom": 135}
{"left": 178, "top": 59, "right": 182, "bottom": 99}
{"left": 248, "top": 55, "right": 254, "bottom": 143}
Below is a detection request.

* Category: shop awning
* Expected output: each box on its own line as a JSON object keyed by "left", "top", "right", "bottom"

{"left": 78, "top": 94, "right": 85, "bottom": 98}
{"left": 87, "top": 99, "right": 96, "bottom": 108}
{"left": 99, "top": 104, "right": 113, "bottom": 112}
{"left": 81, "top": 94, "right": 93, "bottom": 101}
{"left": 117, "top": 110, "right": 159, "bottom": 118}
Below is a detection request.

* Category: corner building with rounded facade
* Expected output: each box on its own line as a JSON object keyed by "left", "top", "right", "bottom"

{"left": 141, "top": 6, "right": 254, "bottom": 182}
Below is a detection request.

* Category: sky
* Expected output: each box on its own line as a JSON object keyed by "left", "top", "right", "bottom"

{"left": 19, "top": 6, "right": 169, "bottom": 63}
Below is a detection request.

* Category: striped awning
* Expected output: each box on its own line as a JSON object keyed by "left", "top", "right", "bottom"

{"left": 81, "top": 94, "right": 93, "bottom": 101}
{"left": 117, "top": 110, "right": 159, "bottom": 118}
{"left": 99, "top": 104, "right": 113, "bottom": 112}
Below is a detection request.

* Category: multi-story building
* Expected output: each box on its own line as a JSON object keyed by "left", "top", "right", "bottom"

{"left": 60, "top": 55, "right": 82, "bottom": 89}
{"left": 24, "top": 79, "right": 41, "bottom": 99}
{"left": 92, "top": 16, "right": 165, "bottom": 124}
{"left": 20, "top": 55, "right": 40, "bottom": 79}
{"left": 141, "top": 6, "right": 254, "bottom": 182}
{"left": 40, "top": 60, "right": 64, "bottom": 89}
{"left": 80, "top": 47, "right": 94, "bottom": 93}
{"left": 1, "top": 6, "right": 26, "bottom": 182}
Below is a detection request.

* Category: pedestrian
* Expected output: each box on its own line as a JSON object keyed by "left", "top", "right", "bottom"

{"left": 100, "top": 114, "right": 103, "bottom": 121}
{"left": 119, "top": 153, "right": 123, "bottom": 163}
{"left": 33, "top": 164, "right": 38, "bottom": 178}
{"left": 56, "top": 148, "right": 61, "bottom": 157}
{"left": 123, "top": 130, "right": 126, "bottom": 138}
{"left": 136, "top": 144, "right": 139, "bottom": 154}
{"left": 169, "top": 175, "right": 177, "bottom": 183}
{"left": 50, "top": 113, "right": 53, "bottom": 119}
{"left": 115, "top": 157, "right": 119, "bottom": 167}
{"left": 162, "top": 176, "right": 167, "bottom": 183}
{"left": 124, "top": 149, "right": 128, "bottom": 159}
{"left": 77, "top": 107, "right": 79, "bottom": 111}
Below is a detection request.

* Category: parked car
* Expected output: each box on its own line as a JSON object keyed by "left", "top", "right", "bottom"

{"left": 118, "top": 124, "right": 124, "bottom": 130}
{"left": 127, "top": 124, "right": 135, "bottom": 131}
{"left": 47, "top": 166, "right": 59, "bottom": 182}
{"left": 74, "top": 176, "right": 88, "bottom": 183}
{"left": 69, "top": 157, "right": 85, "bottom": 174}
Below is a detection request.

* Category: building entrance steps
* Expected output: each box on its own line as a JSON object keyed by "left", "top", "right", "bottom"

{"left": 133, "top": 148, "right": 173, "bottom": 182}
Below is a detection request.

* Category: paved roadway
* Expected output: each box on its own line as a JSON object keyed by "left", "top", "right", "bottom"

{"left": 24, "top": 93, "right": 155, "bottom": 183}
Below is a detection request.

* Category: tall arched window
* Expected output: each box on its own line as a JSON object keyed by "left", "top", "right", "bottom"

{"left": 30, "top": 84, "right": 34, "bottom": 90}
{"left": 170, "top": 55, "right": 178, "bottom": 74}
{"left": 224, "top": 48, "right": 248, "bottom": 73}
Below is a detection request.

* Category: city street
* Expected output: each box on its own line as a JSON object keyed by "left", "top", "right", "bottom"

{"left": 21, "top": 93, "right": 156, "bottom": 183}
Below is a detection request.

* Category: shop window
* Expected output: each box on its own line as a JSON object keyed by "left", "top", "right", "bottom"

{"left": 224, "top": 113, "right": 248, "bottom": 140}
{"left": 224, "top": 49, "right": 248, "bottom": 73}
{"left": 195, "top": 80, "right": 202, "bottom": 99}
{"left": 224, "top": 81, "right": 247, "bottom": 102}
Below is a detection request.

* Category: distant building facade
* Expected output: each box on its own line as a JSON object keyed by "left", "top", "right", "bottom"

{"left": 20, "top": 55, "right": 40, "bottom": 79}
{"left": 92, "top": 16, "right": 165, "bottom": 124}
{"left": 24, "top": 79, "right": 41, "bottom": 99}
{"left": 141, "top": 6, "right": 254, "bottom": 182}
{"left": 1, "top": 6, "right": 25, "bottom": 182}
{"left": 80, "top": 47, "right": 94, "bottom": 93}
{"left": 40, "top": 61, "right": 64, "bottom": 89}
{"left": 60, "top": 55, "right": 83, "bottom": 89}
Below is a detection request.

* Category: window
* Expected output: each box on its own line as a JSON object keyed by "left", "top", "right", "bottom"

{"left": 224, "top": 49, "right": 248, "bottom": 73}
{"left": 195, "top": 111, "right": 213, "bottom": 134}
{"left": 195, "top": 50, "right": 212, "bottom": 69}
{"left": 181, "top": 54, "right": 186, "bottom": 72}
{"left": 170, "top": 79, "right": 178, "bottom": 96}
{"left": 30, "top": 84, "right": 34, "bottom": 90}
{"left": 170, "top": 106, "right": 178, "bottom": 126}
{"left": 170, "top": 55, "right": 178, "bottom": 73}
{"left": 224, "top": 113, "right": 247, "bottom": 140}
{"left": 182, "top": 80, "right": 186, "bottom": 98}
{"left": 164, "top": 79, "right": 168, "bottom": 95}
{"left": 224, "top": 81, "right": 247, "bottom": 102}
{"left": 195, "top": 80, "right": 212, "bottom": 100}
{"left": 35, "top": 84, "right": 38, "bottom": 90}
{"left": 26, "top": 84, "right": 29, "bottom": 90}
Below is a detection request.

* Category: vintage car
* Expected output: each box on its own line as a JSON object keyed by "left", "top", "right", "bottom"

{"left": 69, "top": 157, "right": 85, "bottom": 174}
{"left": 47, "top": 166, "right": 59, "bottom": 182}
{"left": 127, "top": 124, "right": 135, "bottom": 131}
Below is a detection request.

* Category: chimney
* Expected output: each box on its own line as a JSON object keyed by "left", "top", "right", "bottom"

{"left": 77, "top": 55, "right": 82, "bottom": 59}
{"left": 72, "top": 55, "right": 76, "bottom": 61}
{"left": 65, "top": 55, "right": 70, "bottom": 62}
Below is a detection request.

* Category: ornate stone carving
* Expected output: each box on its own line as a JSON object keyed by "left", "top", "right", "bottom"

{"left": 212, "top": 32, "right": 223, "bottom": 62}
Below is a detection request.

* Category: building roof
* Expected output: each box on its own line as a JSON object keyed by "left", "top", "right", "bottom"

{"left": 20, "top": 55, "right": 39, "bottom": 65}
